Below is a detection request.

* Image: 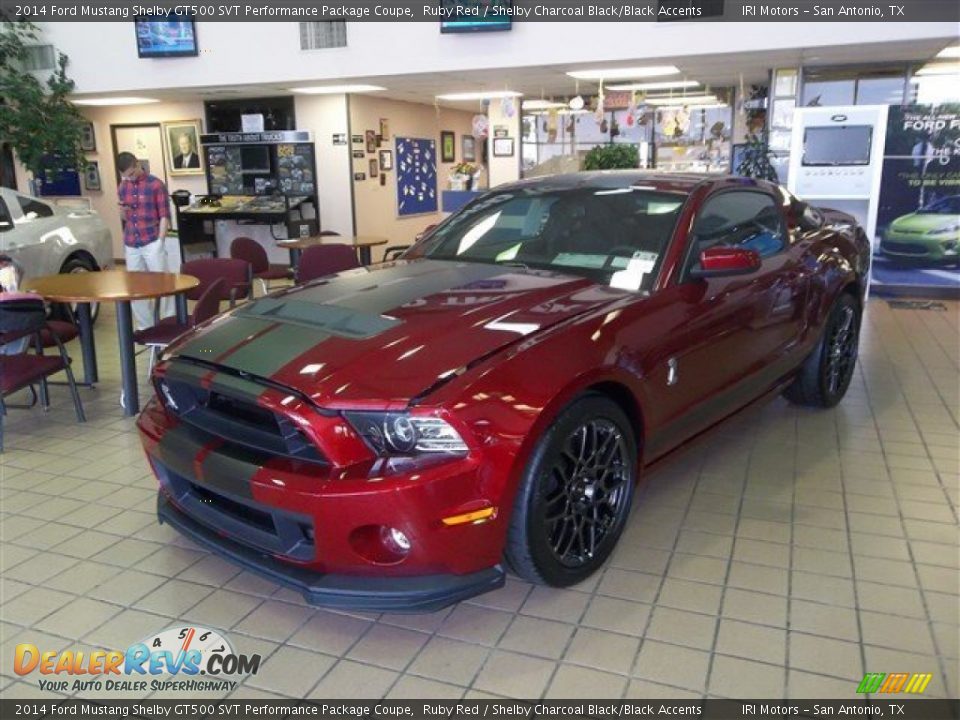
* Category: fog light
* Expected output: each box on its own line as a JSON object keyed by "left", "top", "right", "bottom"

{"left": 381, "top": 526, "right": 411, "bottom": 554}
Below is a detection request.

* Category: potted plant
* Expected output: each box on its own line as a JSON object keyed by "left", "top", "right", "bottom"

{"left": 0, "top": 22, "right": 87, "bottom": 191}
{"left": 450, "top": 162, "right": 481, "bottom": 191}
{"left": 582, "top": 144, "right": 640, "bottom": 171}
{"left": 736, "top": 132, "right": 779, "bottom": 183}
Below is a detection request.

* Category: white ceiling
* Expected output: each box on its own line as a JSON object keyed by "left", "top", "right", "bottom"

{"left": 152, "top": 37, "right": 953, "bottom": 111}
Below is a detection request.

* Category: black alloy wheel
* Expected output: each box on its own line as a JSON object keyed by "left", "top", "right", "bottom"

{"left": 506, "top": 394, "right": 637, "bottom": 586}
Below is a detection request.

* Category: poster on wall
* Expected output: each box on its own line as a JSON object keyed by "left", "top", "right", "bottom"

{"left": 396, "top": 137, "right": 437, "bottom": 216}
{"left": 874, "top": 104, "right": 960, "bottom": 295}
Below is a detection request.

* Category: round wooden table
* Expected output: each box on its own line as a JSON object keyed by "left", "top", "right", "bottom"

{"left": 277, "top": 235, "right": 389, "bottom": 266}
{"left": 24, "top": 270, "right": 200, "bottom": 416}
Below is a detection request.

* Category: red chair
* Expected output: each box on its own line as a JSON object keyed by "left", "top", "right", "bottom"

{"left": 296, "top": 244, "right": 360, "bottom": 284}
{"left": 0, "top": 295, "right": 85, "bottom": 452}
{"left": 134, "top": 278, "right": 225, "bottom": 377}
{"left": 180, "top": 258, "right": 252, "bottom": 308}
{"left": 230, "top": 236, "right": 292, "bottom": 297}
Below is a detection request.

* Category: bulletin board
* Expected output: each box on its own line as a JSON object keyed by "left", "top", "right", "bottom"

{"left": 396, "top": 137, "right": 438, "bottom": 216}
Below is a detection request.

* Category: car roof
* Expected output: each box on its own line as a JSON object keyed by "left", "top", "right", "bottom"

{"left": 493, "top": 170, "right": 766, "bottom": 195}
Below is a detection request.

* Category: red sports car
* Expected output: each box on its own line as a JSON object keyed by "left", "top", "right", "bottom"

{"left": 137, "top": 173, "right": 869, "bottom": 612}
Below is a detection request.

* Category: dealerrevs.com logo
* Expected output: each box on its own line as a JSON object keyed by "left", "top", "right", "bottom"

{"left": 15, "top": 625, "right": 261, "bottom": 694}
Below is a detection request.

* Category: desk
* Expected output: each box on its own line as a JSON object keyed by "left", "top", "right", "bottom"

{"left": 24, "top": 271, "right": 199, "bottom": 416}
{"left": 277, "top": 235, "right": 389, "bottom": 267}
{"left": 177, "top": 195, "right": 309, "bottom": 259}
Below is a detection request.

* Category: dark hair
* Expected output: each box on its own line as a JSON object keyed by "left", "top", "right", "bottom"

{"left": 116, "top": 152, "right": 138, "bottom": 173}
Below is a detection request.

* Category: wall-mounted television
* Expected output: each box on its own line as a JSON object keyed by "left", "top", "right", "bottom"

{"left": 135, "top": 17, "right": 199, "bottom": 58}
{"left": 440, "top": 0, "right": 513, "bottom": 33}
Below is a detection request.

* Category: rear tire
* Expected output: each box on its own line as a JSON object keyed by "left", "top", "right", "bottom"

{"left": 784, "top": 293, "right": 860, "bottom": 408}
{"left": 505, "top": 394, "right": 637, "bottom": 586}
{"left": 52, "top": 257, "right": 99, "bottom": 324}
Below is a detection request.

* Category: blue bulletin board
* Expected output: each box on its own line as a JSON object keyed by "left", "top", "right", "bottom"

{"left": 396, "top": 137, "right": 438, "bottom": 216}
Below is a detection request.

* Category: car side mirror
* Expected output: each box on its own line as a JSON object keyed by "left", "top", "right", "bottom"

{"left": 690, "top": 246, "right": 761, "bottom": 279}
{"left": 790, "top": 199, "right": 823, "bottom": 231}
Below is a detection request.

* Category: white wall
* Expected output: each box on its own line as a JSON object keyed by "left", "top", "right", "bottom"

{"left": 39, "top": 22, "right": 957, "bottom": 96}
{"left": 486, "top": 98, "right": 522, "bottom": 188}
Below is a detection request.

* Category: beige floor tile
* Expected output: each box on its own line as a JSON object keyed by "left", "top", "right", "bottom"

{"left": 667, "top": 553, "right": 727, "bottom": 585}
{"left": 646, "top": 607, "right": 716, "bottom": 651}
{"left": 519, "top": 586, "right": 591, "bottom": 623}
{"left": 710, "top": 655, "right": 784, "bottom": 697}
{"left": 581, "top": 595, "right": 651, "bottom": 636}
{"left": 87, "top": 568, "right": 166, "bottom": 605}
{"left": 790, "top": 599, "right": 860, "bottom": 642}
{"left": 438, "top": 603, "right": 514, "bottom": 645}
{"left": 632, "top": 640, "right": 710, "bottom": 692}
{"left": 789, "top": 633, "right": 863, "bottom": 681}
{"left": 346, "top": 624, "right": 429, "bottom": 670}
{"left": 856, "top": 581, "right": 927, "bottom": 619}
{"left": 564, "top": 627, "right": 640, "bottom": 674}
{"left": 131, "top": 579, "right": 214, "bottom": 617}
{"left": 246, "top": 646, "right": 336, "bottom": 697}
{"left": 787, "top": 669, "right": 860, "bottom": 699}
{"left": 1, "top": 586, "right": 75, "bottom": 627}
{"left": 407, "top": 636, "right": 490, "bottom": 686}
{"left": 498, "top": 614, "right": 574, "bottom": 659}
{"left": 472, "top": 649, "right": 556, "bottom": 698}
{"left": 625, "top": 678, "right": 702, "bottom": 699}
{"left": 182, "top": 589, "right": 262, "bottom": 629}
{"left": 287, "top": 610, "right": 373, "bottom": 656}
{"left": 716, "top": 618, "right": 786, "bottom": 665}
{"left": 544, "top": 663, "right": 628, "bottom": 699}
{"left": 596, "top": 568, "right": 660, "bottom": 603}
{"left": 721, "top": 588, "right": 788, "bottom": 628}
{"left": 386, "top": 675, "right": 464, "bottom": 699}
{"left": 859, "top": 611, "right": 936, "bottom": 655}
{"left": 727, "top": 561, "right": 788, "bottom": 596}
{"left": 34, "top": 597, "right": 120, "bottom": 639}
{"left": 232, "top": 600, "right": 314, "bottom": 643}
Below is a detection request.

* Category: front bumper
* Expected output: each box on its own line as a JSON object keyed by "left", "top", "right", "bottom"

{"left": 158, "top": 491, "right": 505, "bottom": 613}
{"left": 881, "top": 233, "right": 957, "bottom": 262}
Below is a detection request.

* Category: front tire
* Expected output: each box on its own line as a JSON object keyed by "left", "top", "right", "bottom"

{"left": 784, "top": 293, "right": 860, "bottom": 408}
{"left": 505, "top": 394, "right": 637, "bottom": 586}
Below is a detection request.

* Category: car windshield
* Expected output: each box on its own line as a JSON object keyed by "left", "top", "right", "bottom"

{"left": 918, "top": 196, "right": 960, "bottom": 215}
{"left": 418, "top": 185, "right": 685, "bottom": 292}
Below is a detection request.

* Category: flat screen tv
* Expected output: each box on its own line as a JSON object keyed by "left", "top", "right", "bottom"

{"left": 135, "top": 17, "right": 199, "bottom": 58}
{"left": 802, "top": 126, "right": 873, "bottom": 166}
{"left": 440, "top": 0, "right": 513, "bottom": 33}
{"left": 240, "top": 146, "right": 271, "bottom": 172}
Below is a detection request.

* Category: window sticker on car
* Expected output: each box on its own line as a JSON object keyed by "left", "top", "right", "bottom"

{"left": 610, "top": 251, "right": 657, "bottom": 292}
{"left": 553, "top": 253, "right": 608, "bottom": 269}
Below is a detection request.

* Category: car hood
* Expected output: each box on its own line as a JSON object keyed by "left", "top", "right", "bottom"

{"left": 168, "top": 259, "right": 622, "bottom": 407}
{"left": 890, "top": 212, "right": 955, "bottom": 233}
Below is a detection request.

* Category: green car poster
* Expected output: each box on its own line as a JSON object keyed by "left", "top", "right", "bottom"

{"left": 874, "top": 104, "right": 960, "bottom": 295}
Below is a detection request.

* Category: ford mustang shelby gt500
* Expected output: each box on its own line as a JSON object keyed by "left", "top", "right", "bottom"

{"left": 138, "top": 172, "right": 869, "bottom": 612}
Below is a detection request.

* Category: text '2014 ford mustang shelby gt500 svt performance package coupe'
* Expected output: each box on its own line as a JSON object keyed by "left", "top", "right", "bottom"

{"left": 137, "top": 172, "right": 869, "bottom": 612}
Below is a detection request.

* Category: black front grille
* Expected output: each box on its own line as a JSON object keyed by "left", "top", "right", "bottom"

{"left": 155, "top": 459, "right": 315, "bottom": 561}
{"left": 157, "top": 376, "right": 326, "bottom": 465}
{"left": 883, "top": 241, "right": 928, "bottom": 255}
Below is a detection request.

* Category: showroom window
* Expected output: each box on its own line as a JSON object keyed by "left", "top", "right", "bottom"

{"left": 691, "top": 191, "right": 785, "bottom": 259}
{"left": 801, "top": 67, "right": 909, "bottom": 106}
{"left": 22, "top": 44, "right": 56, "bottom": 71}
{"left": 299, "top": 22, "right": 347, "bottom": 50}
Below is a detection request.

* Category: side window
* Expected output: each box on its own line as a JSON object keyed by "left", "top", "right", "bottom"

{"left": 0, "top": 198, "right": 13, "bottom": 233}
{"left": 690, "top": 191, "right": 786, "bottom": 261}
{"left": 16, "top": 195, "right": 53, "bottom": 220}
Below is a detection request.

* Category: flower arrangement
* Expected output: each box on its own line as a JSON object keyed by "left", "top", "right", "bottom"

{"left": 449, "top": 162, "right": 482, "bottom": 191}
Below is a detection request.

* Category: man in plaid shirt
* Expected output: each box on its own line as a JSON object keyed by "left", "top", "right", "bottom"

{"left": 116, "top": 152, "right": 172, "bottom": 329}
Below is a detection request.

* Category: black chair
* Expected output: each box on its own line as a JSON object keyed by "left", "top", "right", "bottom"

{"left": 0, "top": 295, "right": 85, "bottom": 452}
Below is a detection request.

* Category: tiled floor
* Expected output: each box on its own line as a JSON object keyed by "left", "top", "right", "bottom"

{"left": 1, "top": 298, "right": 957, "bottom": 700}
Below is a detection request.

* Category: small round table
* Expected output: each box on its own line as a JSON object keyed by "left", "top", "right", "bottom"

{"left": 278, "top": 235, "right": 389, "bottom": 267}
{"left": 24, "top": 270, "right": 200, "bottom": 416}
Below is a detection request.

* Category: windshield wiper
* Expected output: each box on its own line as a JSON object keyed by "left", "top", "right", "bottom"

{"left": 498, "top": 260, "right": 530, "bottom": 270}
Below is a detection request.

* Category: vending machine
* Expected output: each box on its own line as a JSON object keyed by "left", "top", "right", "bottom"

{"left": 788, "top": 105, "right": 889, "bottom": 247}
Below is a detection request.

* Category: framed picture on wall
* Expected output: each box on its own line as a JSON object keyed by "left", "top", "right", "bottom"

{"left": 352, "top": 150, "right": 365, "bottom": 159}
{"left": 83, "top": 161, "right": 101, "bottom": 191}
{"left": 162, "top": 119, "right": 204, "bottom": 175}
{"left": 352, "top": 134, "right": 364, "bottom": 145}
{"left": 369, "top": 159, "right": 378, "bottom": 177}
{"left": 80, "top": 122, "right": 96, "bottom": 152}
{"left": 365, "top": 130, "right": 377, "bottom": 154}
{"left": 492, "top": 137, "right": 514, "bottom": 157}
{"left": 379, "top": 118, "right": 390, "bottom": 140}
{"left": 441, "top": 131, "right": 456, "bottom": 162}
{"left": 378, "top": 149, "right": 393, "bottom": 171}
{"left": 462, "top": 135, "right": 476, "bottom": 162}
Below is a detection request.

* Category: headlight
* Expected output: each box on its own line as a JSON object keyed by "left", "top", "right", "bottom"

{"left": 928, "top": 223, "right": 959, "bottom": 235}
{"left": 343, "top": 411, "right": 468, "bottom": 456}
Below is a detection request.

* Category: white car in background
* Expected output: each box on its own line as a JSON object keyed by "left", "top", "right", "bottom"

{"left": 0, "top": 186, "right": 113, "bottom": 319}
